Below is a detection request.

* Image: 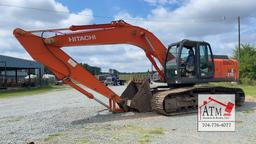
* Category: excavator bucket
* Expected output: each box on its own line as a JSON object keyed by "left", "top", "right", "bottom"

{"left": 119, "top": 80, "right": 152, "bottom": 112}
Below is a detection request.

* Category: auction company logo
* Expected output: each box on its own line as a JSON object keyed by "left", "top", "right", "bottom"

{"left": 198, "top": 94, "right": 235, "bottom": 131}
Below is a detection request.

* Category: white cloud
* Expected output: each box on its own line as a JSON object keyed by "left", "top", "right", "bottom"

{"left": 0, "top": 0, "right": 152, "bottom": 72}
{"left": 0, "top": 0, "right": 94, "bottom": 60}
{"left": 60, "top": 9, "right": 94, "bottom": 26}
{"left": 144, "top": 0, "right": 178, "bottom": 5}
{"left": 1, "top": 0, "right": 256, "bottom": 72}
{"left": 63, "top": 45, "right": 151, "bottom": 72}
{"left": 116, "top": 0, "right": 256, "bottom": 57}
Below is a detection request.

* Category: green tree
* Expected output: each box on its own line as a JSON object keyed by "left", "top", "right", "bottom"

{"left": 79, "top": 63, "right": 101, "bottom": 75}
{"left": 233, "top": 44, "right": 256, "bottom": 80}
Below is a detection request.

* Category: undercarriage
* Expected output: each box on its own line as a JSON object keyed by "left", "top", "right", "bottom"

{"left": 120, "top": 80, "right": 245, "bottom": 115}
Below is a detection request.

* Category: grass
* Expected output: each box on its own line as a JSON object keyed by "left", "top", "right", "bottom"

{"left": 139, "top": 134, "right": 150, "bottom": 144}
{"left": 119, "top": 73, "right": 150, "bottom": 81}
{"left": 235, "top": 120, "right": 243, "bottom": 123}
{"left": 242, "top": 109, "right": 255, "bottom": 114}
{"left": 209, "top": 82, "right": 256, "bottom": 97}
{"left": 0, "top": 85, "right": 69, "bottom": 99}
{"left": 240, "top": 85, "right": 256, "bottom": 96}
{"left": 44, "top": 133, "right": 65, "bottom": 142}
{"left": 81, "top": 124, "right": 165, "bottom": 144}
{"left": 148, "top": 128, "right": 164, "bottom": 135}
{"left": 75, "top": 138, "right": 89, "bottom": 144}
{"left": 123, "top": 124, "right": 164, "bottom": 144}
{"left": 7, "top": 116, "right": 23, "bottom": 123}
{"left": 36, "top": 124, "right": 165, "bottom": 143}
{"left": 119, "top": 75, "right": 256, "bottom": 97}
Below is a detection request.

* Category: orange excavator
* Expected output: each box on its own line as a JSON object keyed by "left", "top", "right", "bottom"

{"left": 13, "top": 20, "right": 244, "bottom": 115}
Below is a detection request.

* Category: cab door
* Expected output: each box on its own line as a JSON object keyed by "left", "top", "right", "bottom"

{"left": 197, "top": 43, "right": 214, "bottom": 79}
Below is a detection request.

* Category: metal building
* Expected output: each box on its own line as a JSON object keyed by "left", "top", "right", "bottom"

{"left": 0, "top": 55, "right": 44, "bottom": 89}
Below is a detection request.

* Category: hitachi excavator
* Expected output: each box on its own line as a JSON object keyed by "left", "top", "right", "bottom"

{"left": 13, "top": 20, "right": 245, "bottom": 115}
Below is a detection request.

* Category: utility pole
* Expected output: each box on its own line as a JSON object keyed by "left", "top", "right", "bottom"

{"left": 151, "top": 64, "right": 153, "bottom": 80}
{"left": 238, "top": 16, "right": 241, "bottom": 61}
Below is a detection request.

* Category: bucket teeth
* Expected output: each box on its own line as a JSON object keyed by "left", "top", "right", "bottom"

{"left": 119, "top": 80, "right": 152, "bottom": 112}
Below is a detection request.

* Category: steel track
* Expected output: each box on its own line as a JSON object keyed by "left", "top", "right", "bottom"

{"left": 151, "top": 86, "right": 245, "bottom": 116}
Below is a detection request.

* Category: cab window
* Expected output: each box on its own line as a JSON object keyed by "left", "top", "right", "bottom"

{"left": 199, "top": 44, "right": 214, "bottom": 78}
{"left": 180, "top": 46, "right": 196, "bottom": 78}
{"left": 165, "top": 45, "right": 178, "bottom": 79}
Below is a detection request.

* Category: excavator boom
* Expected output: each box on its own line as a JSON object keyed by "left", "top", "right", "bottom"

{"left": 13, "top": 20, "right": 171, "bottom": 112}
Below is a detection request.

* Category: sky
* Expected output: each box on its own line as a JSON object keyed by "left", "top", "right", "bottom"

{"left": 0, "top": 0, "right": 256, "bottom": 72}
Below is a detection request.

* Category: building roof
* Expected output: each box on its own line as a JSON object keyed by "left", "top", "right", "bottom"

{"left": 0, "top": 55, "right": 43, "bottom": 69}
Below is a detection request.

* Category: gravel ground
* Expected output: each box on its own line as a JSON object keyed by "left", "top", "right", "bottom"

{"left": 0, "top": 85, "right": 256, "bottom": 144}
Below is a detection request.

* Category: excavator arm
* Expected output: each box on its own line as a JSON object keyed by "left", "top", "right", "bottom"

{"left": 43, "top": 20, "right": 168, "bottom": 77}
{"left": 13, "top": 20, "right": 172, "bottom": 112}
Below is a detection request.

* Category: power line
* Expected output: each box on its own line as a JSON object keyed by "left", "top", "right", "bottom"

{"left": 0, "top": 4, "right": 69, "bottom": 13}
{"left": 0, "top": 3, "right": 113, "bottom": 19}
{"left": 0, "top": 3, "right": 240, "bottom": 24}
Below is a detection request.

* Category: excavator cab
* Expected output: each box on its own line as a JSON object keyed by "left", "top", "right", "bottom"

{"left": 165, "top": 39, "right": 214, "bottom": 86}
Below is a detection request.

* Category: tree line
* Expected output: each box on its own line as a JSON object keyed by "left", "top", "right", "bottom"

{"left": 233, "top": 44, "right": 256, "bottom": 85}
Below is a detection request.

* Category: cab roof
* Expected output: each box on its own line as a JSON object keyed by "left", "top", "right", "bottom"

{"left": 169, "top": 39, "right": 210, "bottom": 48}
